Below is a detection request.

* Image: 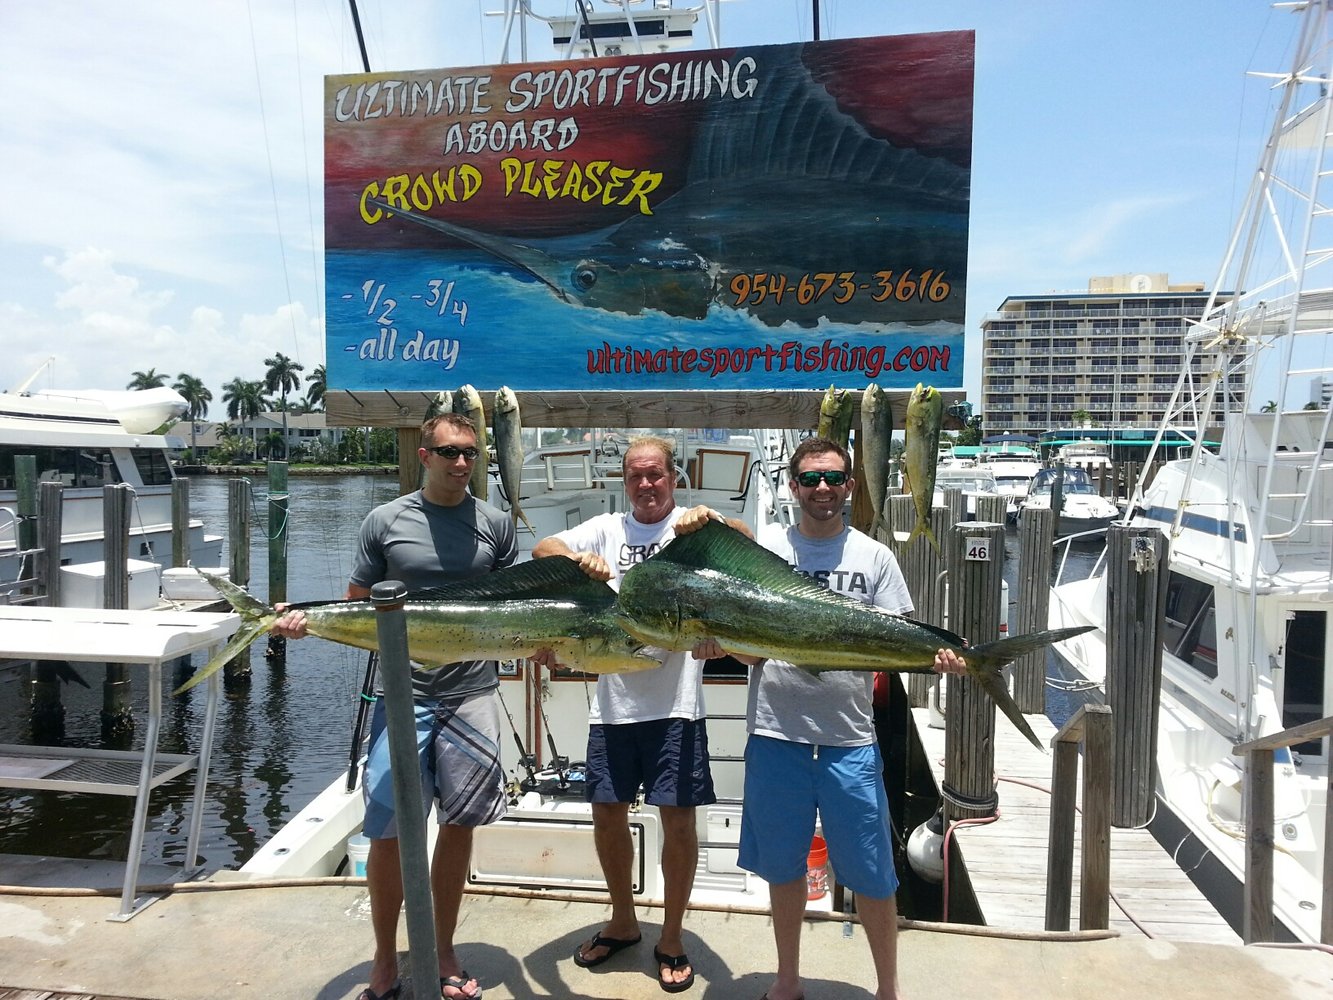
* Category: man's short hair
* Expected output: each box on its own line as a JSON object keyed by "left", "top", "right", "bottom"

{"left": 623, "top": 435, "right": 676, "bottom": 474}
{"left": 789, "top": 436, "right": 851, "bottom": 479}
{"left": 422, "top": 412, "right": 477, "bottom": 441}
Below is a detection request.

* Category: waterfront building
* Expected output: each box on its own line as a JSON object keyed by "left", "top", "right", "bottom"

{"left": 979, "top": 273, "right": 1241, "bottom": 437}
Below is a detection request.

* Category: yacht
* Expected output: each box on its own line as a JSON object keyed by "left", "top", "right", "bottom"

{"left": 979, "top": 447, "right": 1042, "bottom": 521}
{"left": 1019, "top": 466, "right": 1119, "bottom": 539}
{"left": 0, "top": 383, "right": 222, "bottom": 596}
{"left": 1048, "top": 2, "right": 1333, "bottom": 944}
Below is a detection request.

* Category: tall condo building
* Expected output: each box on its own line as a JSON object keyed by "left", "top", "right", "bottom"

{"left": 979, "top": 273, "right": 1240, "bottom": 437}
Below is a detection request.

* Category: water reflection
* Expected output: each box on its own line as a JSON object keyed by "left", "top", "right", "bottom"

{"left": 0, "top": 473, "right": 398, "bottom": 871}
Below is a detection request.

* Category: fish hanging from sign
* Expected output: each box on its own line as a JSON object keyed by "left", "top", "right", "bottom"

{"left": 365, "top": 45, "right": 969, "bottom": 328}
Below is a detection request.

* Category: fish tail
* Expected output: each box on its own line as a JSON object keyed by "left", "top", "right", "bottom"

{"left": 965, "top": 626, "right": 1094, "bottom": 672}
{"left": 906, "top": 519, "right": 941, "bottom": 555}
{"left": 512, "top": 506, "right": 536, "bottom": 534}
{"left": 955, "top": 626, "right": 1094, "bottom": 751}
{"left": 963, "top": 662, "right": 1043, "bottom": 750}
{"left": 172, "top": 568, "right": 278, "bottom": 695}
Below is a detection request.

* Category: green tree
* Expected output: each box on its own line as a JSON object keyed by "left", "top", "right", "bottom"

{"left": 222, "top": 378, "right": 269, "bottom": 457}
{"left": 1071, "top": 407, "right": 1092, "bottom": 427}
{"left": 127, "top": 368, "right": 167, "bottom": 390}
{"left": 172, "top": 373, "right": 212, "bottom": 460}
{"left": 1261, "top": 400, "right": 1278, "bottom": 413}
{"left": 263, "top": 352, "right": 305, "bottom": 460}
{"left": 305, "top": 364, "right": 326, "bottom": 412}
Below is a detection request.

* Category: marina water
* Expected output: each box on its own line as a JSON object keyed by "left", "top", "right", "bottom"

{"left": 0, "top": 479, "right": 1100, "bottom": 873}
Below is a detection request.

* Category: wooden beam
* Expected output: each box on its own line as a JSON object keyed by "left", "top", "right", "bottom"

{"left": 325, "top": 388, "right": 965, "bottom": 431}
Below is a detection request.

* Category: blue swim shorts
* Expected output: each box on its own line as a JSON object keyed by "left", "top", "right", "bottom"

{"left": 737, "top": 734, "right": 898, "bottom": 898}
{"left": 584, "top": 717, "right": 716, "bottom": 807}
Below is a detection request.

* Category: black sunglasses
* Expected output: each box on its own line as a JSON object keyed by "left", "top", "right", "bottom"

{"left": 795, "top": 469, "right": 849, "bottom": 488}
{"left": 425, "top": 445, "right": 479, "bottom": 461}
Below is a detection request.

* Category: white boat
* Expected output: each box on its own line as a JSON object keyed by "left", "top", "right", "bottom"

{"left": 0, "top": 383, "right": 223, "bottom": 595}
{"left": 1019, "top": 466, "right": 1119, "bottom": 539}
{"left": 1056, "top": 439, "right": 1112, "bottom": 472}
{"left": 978, "top": 447, "right": 1042, "bottom": 521}
{"left": 231, "top": 426, "right": 804, "bottom": 911}
{"left": 1048, "top": 1, "right": 1333, "bottom": 944}
{"left": 932, "top": 464, "right": 1001, "bottom": 520}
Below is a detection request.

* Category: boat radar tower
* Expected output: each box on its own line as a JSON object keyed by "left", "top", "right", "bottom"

{"left": 494, "top": 1, "right": 720, "bottom": 61}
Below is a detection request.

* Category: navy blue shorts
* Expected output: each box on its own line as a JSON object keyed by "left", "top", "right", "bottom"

{"left": 585, "top": 718, "right": 717, "bottom": 807}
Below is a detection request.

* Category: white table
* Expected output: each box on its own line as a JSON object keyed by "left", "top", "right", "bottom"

{"left": 0, "top": 604, "right": 239, "bottom": 918}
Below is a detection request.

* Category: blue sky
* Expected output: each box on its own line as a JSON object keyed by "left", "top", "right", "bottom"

{"left": 0, "top": 1, "right": 1301, "bottom": 417}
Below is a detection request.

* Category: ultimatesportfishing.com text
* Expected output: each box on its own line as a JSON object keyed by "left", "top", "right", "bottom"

{"left": 587, "top": 340, "right": 951, "bottom": 379}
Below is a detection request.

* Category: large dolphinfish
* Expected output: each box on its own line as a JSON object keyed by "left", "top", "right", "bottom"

{"left": 614, "top": 521, "right": 1090, "bottom": 749}
{"left": 175, "top": 559, "right": 656, "bottom": 695}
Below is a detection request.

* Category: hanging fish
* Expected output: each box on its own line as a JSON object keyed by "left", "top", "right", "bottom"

{"left": 452, "top": 384, "right": 488, "bottom": 501}
{"left": 493, "top": 387, "right": 533, "bottom": 533}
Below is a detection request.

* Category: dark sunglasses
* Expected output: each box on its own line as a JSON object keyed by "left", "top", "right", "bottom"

{"left": 425, "top": 445, "right": 479, "bottom": 461}
{"left": 795, "top": 469, "right": 849, "bottom": 488}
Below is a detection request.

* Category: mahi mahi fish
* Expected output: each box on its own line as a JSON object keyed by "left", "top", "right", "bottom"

{"left": 493, "top": 386, "right": 533, "bottom": 534}
{"left": 615, "top": 521, "right": 1091, "bottom": 749}
{"left": 903, "top": 383, "right": 944, "bottom": 554}
{"left": 859, "top": 383, "right": 893, "bottom": 539}
{"left": 816, "top": 385, "right": 853, "bottom": 448}
{"left": 452, "top": 383, "right": 489, "bottom": 501}
{"left": 174, "top": 561, "right": 656, "bottom": 695}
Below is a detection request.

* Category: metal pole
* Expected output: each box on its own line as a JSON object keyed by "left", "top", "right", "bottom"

{"left": 371, "top": 580, "right": 439, "bottom": 995}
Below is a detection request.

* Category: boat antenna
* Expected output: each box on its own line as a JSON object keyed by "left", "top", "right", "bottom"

{"left": 813, "top": 0, "right": 820, "bottom": 41}
{"left": 577, "top": 0, "right": 599, "bottom": 58}
{"left": 12, "top": 357, "right": 55, "bottom": 395}
{"left": 346, "top": 0, "right": 372, "bottom": 73}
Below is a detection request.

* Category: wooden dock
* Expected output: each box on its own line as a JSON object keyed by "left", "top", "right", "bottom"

{"left": 913, "top": 706, "right": 1241, "bottom": 944}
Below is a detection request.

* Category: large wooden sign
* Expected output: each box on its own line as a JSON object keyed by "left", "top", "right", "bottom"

{"left": 324, "top": 32, "right": 973, "bottom": 395}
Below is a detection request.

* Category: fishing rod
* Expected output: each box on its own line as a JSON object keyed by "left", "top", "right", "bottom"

{"left": 494, "top": 680, "right": 539, "bottom": 792}
{"left": 346, "top": 650, "right": 378, "bottom": 793}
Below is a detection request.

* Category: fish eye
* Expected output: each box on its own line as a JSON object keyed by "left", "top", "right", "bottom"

{"left": 572, "top": 266, "right": 598, "bottom": 291}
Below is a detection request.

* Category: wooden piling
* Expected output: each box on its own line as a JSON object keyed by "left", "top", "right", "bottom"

{"left": 943, "top": 520, "right": 1004, "bottom": 823}
{"left": 31, "top": 480, "right": 66, "bottom": 736}
{"left": 974, "top": 494, "right": 1008, "bottom": 527}
{"left": 896, "top": 493, "right": 950, "bottom": 706}
{"left": 1045, "top": 703, "right": 1113, "bottom": 931}
{"left": 14, "top": 456, "right": 37, "bottom": 597}
{"left": 101, "top": 484, "right": 134, "bottom": 741}
{"left": 266, "top": 462, "right": 289, "bottom": 663}
{"left": 226, "top": 478, "right": 253, "bottom": 686}
{"left": 398, "top": 426, "right": 422, "bottom": 496}
{"left": 1013, "top": 507, "right": 1055, "bottom": 713}
{"left": 171, "top": 477, "right": 190, "bottom": 569}
{"left": 1105, "top": 523, "right": 1169, "bottom": 826}
{"left": 36, "top": 481, "right": 63, "bottom": 605}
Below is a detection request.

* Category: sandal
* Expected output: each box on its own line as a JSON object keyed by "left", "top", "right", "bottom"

{"left": 574, "top": 931, "right": 643, "bottom": 968}
{"left": 441, "top": 972, "right": 482, "bottom": 999}
{"left": 654, "top": 946, "right": 696, "bottom": 993}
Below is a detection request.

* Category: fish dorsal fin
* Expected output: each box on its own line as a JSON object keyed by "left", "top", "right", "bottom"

{"left": 410, "top": 555, "right": 615, "bottom": 606}
{"left": 651, "top": 521, "right": 861, "bottom": 611}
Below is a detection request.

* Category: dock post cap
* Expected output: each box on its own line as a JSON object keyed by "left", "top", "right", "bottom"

{"left": 371, "top": 580, "right": 407, "bottom": 607}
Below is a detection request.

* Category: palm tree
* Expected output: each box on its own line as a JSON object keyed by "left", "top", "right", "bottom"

{"left": 1261, "top": 400, "right": 1278, "bottom": 413}
{"left": 305, "top": 364, "right": 326, "bottom": 412}
{"left": 264, "top": 353, "right": 305, "bottom": 459}
{"left": 126, "top": 368, "right": 167, "bottom": 390}
{"left": 172, "top": 373, "right": 212, "bottom": 460}
{"left": 222, "top": 378, "right": 269, "bottom": 454}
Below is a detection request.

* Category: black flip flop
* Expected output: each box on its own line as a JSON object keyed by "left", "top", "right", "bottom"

{"left": 573, "top": 931, "right": 643, "bottom": 968}
{"left": 654, "top": 946, "right": 696, "bottom": 993}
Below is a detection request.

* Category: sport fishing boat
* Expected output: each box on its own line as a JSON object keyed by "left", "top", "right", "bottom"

{"left": 230, "top": 425, "right": 803, "bottom": 909}
{"left": 1019, "top": 465, "right": 1120, "bottom": 538}
{"left": 1048, "top": 1, "right": 1333, "bottom": 943}
{"left": 978, "top": 446, "right": 1041, "bottom": 521}
{"left": 0, "top": 375, "right": 223, "bottom": 597}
